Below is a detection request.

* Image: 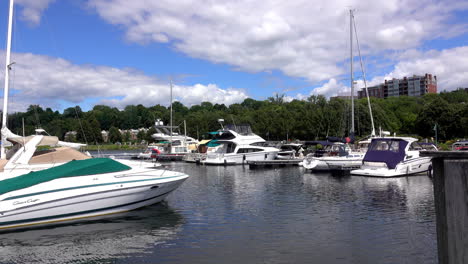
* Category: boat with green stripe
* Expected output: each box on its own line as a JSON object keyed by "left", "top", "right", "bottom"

{"left": 0, "top": 158, "right": 188, "bottom": 231}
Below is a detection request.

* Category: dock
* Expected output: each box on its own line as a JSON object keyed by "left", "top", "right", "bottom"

{"left": 420, "top": 151, "right": 468, "bottom": 264}
{"left": 247, "top": 159, "right": 301, "bottom": 169}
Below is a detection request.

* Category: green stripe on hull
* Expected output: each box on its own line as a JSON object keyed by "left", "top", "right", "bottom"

{"left": 3, "top": 175, "right": 183, "bottom": 201}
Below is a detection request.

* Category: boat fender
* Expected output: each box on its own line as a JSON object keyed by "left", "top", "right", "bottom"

{"left": 224, "top": 159, "right": 227, "bottom": 166}
{"left": 264, "top": 153, "right": 267, "bottom": 160}
{"left": 243, "top": 155, "right": 246, "bottom": 161}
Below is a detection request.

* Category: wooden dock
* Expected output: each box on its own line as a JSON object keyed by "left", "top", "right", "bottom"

{"left": 247, "top": 159, "right": 301, "bottom": 169}
{"left": 421, "top": 151, "right": 468, "bottom": 264}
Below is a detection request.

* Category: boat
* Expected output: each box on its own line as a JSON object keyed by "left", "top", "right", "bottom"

{"left": 302, "top": 10, "right": 376, "bottom": 172}
{"left": 150, "top": 83, "right": 198, "bottom": 160}
{"left": 183, "top": 139, "right": 221, "bottom": 163}
{"left": 302, "top": 140, "right": 363, "bottom": 170}
{"left": 201, "top": 124, "right": 279, "bottom": 165}
{"left": 452, "top": 140, "right": 468, "bottom": 151}
{"left": 0, "top": 0, "right": 189, "bottom": 231}
{"left": 276, "top": 143, "right": 305, "bottom": 160}
{"left": 350, "top": 137, "right": 433, "bottom": 177}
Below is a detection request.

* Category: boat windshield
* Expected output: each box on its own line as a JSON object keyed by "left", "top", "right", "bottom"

{"left": 215, "top": 142, "right": 237, "bottom": 153}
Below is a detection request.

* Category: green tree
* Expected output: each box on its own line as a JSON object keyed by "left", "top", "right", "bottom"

{"left": 108, "top": 126, "right": 122, "bottom": 143}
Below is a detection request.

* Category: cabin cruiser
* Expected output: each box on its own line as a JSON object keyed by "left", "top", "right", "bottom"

{"left": 350, "top": 137, "right": 432, "bottom": 177}
{"left": 302, "top": 141, "right": 364, "bottom": 171}
{"left": 183, "top": 139, "right": 221, "bottom": 163}
{"left": 201, "top": 125, "right": 279, "bottom": 165}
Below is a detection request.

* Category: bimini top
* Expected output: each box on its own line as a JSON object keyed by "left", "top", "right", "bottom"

{"left": 0, "top": 158, "right": 130, "bottom": 195}
{"left": 363, "top": 138, "right": 410, "bottom": 169}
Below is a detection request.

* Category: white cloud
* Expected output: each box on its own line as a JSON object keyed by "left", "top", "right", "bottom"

{"left": 309, "top": 78, "right": 349, "bottom": 98}
{"left": 299, "top": 46, "right": 468, "bottom": 99}
{"left": 15, "top": 0, "right": 56, "bottom": 26}
{"left": 0, "top": 52, "right": 248, "bottom": 112}
{"left": 88, "top": 0, "right": 468, "bottom": 84}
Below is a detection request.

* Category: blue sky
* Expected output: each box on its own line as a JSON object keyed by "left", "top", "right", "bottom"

{"left": 0, "top": 0, "right": 467, "bottom": 112}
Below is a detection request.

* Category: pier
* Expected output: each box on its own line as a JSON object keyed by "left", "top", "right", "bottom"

{"left": 247, "top": 159, "right": 301, "bottom": 169}
{"left": 421, "top": 151, "right": 468, "bottom": 264}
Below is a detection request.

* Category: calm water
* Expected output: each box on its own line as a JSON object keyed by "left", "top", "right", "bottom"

{"left": 0, "top": 160, "right": 437, "bottom": 264}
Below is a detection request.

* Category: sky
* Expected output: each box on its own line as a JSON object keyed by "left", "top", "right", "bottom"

{"left": 0, "top": 0, "right": 467, "bottom": 112}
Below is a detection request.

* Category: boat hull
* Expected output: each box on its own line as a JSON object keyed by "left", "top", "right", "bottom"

{"left": 0, "top": 169, "right": 188, "bottom": 231}
{"left": 202, "top": 151, "right": 278, "bottom": 165}
{"left": 303, "top": 154, "right": 364, "bottom": 171}
{"left": 351, "top": 157, "right": 432, "bottom": 177}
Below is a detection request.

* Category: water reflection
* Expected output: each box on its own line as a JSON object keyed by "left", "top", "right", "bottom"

{"left": 0, "top": 203, "right": 184, "bottom": 264}
{"left": 0, "top": 162, "right": 437, "bottom": 264}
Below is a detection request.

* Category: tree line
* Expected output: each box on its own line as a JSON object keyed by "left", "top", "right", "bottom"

{"left": 3, "top": 88, "right": 467, "bottom": 144}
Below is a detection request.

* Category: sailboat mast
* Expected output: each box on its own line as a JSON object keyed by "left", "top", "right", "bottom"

{"left": 350, "top": 9, "right": 355, "bottom": 135}
{"left": 1, "top": 0, "right": 14, "bottom": 159}
{"left": 170, "top": 80, "right": 173, "bottom": 149}
{"left": 352, "top": 12, "right": 376, "bottom": 137}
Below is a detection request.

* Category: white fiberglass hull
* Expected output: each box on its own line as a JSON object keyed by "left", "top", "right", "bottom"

{"left": 351, "top": 157, "right": 432, "bottom": 177}
{"left": 302, "top": 154, "right": 364, "bottom": 171}
{"left": 202, "top": 151, "right": 278, "bottom": 165}
{"left": 0, "top": 168, "right": 188, "bottom": 231}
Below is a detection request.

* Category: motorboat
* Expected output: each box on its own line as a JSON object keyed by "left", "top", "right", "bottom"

{"left": 350, "top": 137, "right": 432, "bottom": 177}
{"left": 452, "top": 140, "right": 468, "bottom": 151}
{"left": 150, "top": 119, "right": 198, "bottom": 160}
{"left": 0, "top": 0, "right": 189, "bottom": 231}
{"left": 183, "top": 139, "right": 221, "bottom": 163}
{"left": 276, "top": 143, "right": 305, "bottom": 160}
{"left": 0, "top": 158, "right": 188, "bottom": 231}
{"left": 201, "top": 124, "right": 279, "bottom": 165}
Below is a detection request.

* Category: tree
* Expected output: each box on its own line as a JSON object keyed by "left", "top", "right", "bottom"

{"left": 108, "top": 126, "right": 122, "bottom": 143}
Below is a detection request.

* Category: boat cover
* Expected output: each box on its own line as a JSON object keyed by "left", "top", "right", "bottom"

{"left": 206, "top": 139, "right": 220, "bottom": 147}
{"left": 363, "top": 138, "right": 408, "bottom": 169}
{"left": 0, "top": 158, "right": 130, "bottom": 195}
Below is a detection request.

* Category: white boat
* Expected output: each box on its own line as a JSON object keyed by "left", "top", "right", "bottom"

{"left": 302, "top": 141, "right": 364, "bottom": 171}
{"left": 350, "top": 137, "right": 432, "bottom": 177}
{"left": 201, "top": 125, "right": 279, "bottom": 165}
{"left": 0, "top": 158, "right": 188, "bottom": 230}
{"left": 0, "top": 0, "right": 188, "bottom": 231}
{"left": 276, "top": 143, "right": 305, "bottom": 160}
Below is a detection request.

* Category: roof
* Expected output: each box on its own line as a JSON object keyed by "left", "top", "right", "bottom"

{"left": 0, "top": 158, "right": 130, "bottom": 195}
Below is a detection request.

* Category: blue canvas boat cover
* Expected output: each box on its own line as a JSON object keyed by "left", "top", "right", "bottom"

{"left": 363, "top": 138, "right": 408, "bottom": 169}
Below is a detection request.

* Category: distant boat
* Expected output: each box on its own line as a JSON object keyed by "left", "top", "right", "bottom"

{"left": 350, "top": 137, "right": 433, "bottom": 177}
{"left": 201, "top": 124, "right": 279, "bottom": 165}
{"left": 276, "top": 143, "right": 305, "bottom": 160}
{"left": 0, "top": 0, "right": 188, "bottom": 231}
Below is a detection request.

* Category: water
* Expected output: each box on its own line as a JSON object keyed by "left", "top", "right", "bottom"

{"left": 0, "top": 161, "right": 437, "bottom": 264}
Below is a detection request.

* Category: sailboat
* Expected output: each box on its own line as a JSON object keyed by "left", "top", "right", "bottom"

{"left": 150, "top": 82, "right": 198, "bottom": 161}
{"left": 0, "top": 0, "right": 189, "bottom": 231}
{"left": 302, "top": 9, "right": 376, "bottom": 171}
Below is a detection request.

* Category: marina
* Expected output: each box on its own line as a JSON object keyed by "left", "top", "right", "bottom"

{"left": 0, "top": 160, "right": 437, "bottom": 263}
{"left": 0, "top": 0, "right": 466, "bottom": 263}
